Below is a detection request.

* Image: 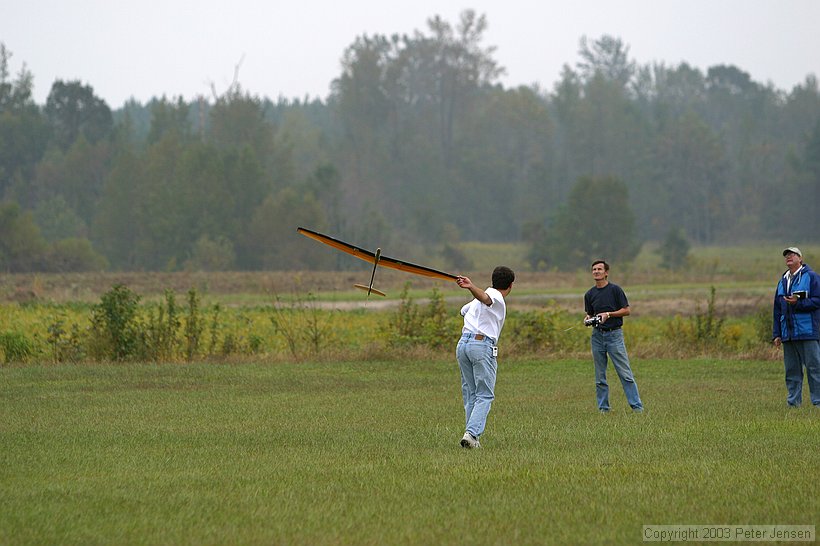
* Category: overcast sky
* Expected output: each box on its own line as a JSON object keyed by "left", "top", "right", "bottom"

{"left": 3, "top": 0, "right": 819, "bottom": 108}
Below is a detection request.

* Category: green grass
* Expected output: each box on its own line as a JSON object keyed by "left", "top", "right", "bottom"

{"left": 460, "top": 240, "right": 820, "bottom": 281}
{"left": 1, "top": 359, "right": 817, "bottom": 545}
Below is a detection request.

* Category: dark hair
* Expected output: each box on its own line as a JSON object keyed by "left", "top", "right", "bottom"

{"left": 591, "top": 260, "right": 609, "bottom": 271}
{"left": 492, "top": 266, "right": 515, "bottom": 290}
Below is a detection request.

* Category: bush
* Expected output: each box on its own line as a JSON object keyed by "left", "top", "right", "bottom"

{"left": 387, "top": 284, "right": 456, "bottom": 349}
{"left": 527, "top": 176, "right": 641, "bottom": 271}
{"left": 656, "top": 228, "right": 691, "bottom": 270}
{"left": 691, "top": 286, "right": 724, "bottom": 344}
{"left": 185, "top": 236, "right": 236, "bottom": 271}
{"left": 754, "top": 304, "right": 773, "bottom": 345}
{"left": 667, "top": 286, "right": 728, "bottom": 350}
{"left": 0, "top": 331, "right": 35, "bottom": 363}
{"left": 88, "top": 284, "right": 141, "bottom": 361}
{"left": 46, "top": 316, "right": 85, "bottom": 363}
{"left": 140, "top": 290, "right": 180, "bottom": 361}
{"left": 507, "top": 305, "right": 578, "bottom": 353}
{"left": 184, "top": 288, "right": 204, "bottom": 360}
{"left": 420, "top": 288, "right": 452, "bottom": 348}
{"left": 0, "top": 201, "right": 49, "bottom": 272}
{"left": 441, "top": 244, "right": 473, "bottom": 271}
{"left": 270, "top": 291, "right": 332, "bottom": 358}
{"left": 44, "top": 238, "right": 109, "bottom": 272}
{"left": 390, "top": 283, "right": 423, "bottom": 345}
{"left": 207, "top": 303, "right": 222, "bottom": 355}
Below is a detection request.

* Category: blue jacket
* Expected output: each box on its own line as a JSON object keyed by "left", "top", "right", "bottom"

{"left": 773, "top": 263, "right": 820, "bottom": 342}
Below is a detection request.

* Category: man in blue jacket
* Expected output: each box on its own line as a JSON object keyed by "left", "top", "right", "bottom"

{"left": 773, "top": 247, "right": 820, "bottom": 407}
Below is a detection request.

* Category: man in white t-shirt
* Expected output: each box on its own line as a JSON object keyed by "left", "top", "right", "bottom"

{"left": 455, "top": 266, "right": 515, "bottom": 448}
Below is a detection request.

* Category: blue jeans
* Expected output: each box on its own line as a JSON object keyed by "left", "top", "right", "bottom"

{"left": 782, "top": 339, "right": 820, "bottom": 407}
{"left": 591, "top": 328, "right": 643, "bottom": 411}
{"left": 456, "top": 333, "right": 497, "bottom": 438}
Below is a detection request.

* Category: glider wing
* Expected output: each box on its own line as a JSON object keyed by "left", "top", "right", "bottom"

{"left": 296, "top": 227, "right": 457, "bottom": 281}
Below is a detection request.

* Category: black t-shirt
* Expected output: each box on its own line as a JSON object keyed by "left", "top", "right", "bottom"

{"left": 584, "top": 282, "right": 629, "bottom": 330}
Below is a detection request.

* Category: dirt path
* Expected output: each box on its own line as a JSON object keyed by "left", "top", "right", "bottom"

{"left": 300, "top": 289, "right": 771, "bottom": 317}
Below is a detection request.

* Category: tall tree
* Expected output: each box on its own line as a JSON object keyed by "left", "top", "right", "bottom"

{"left": 528, "top": 175, "right": 640, "bottom": 271}
{"left": 653, "top": 111, "right": 727, "bottom": 243}
{"left": 0, "top": 201, "right": 48, "bottom": 271}
{"left": 783, "top": 76, "right": 820, "bottom": 143}
{"left": 92, "top": 146, "right": 143, "bottom": 269}
{"left": 146, "top": 96, "right": 192, "bottom": 145}
{"left": 550, "top": 65, "right": 584, "bottom": 198}
{"left": 45, "top": 80, "right": 113, "bottom": 150}
{"left": 241, "top": 188, "right": 330, "bottom": 270}
{"left": 30, "top": 136, "right": 111, "bottom": 223}
{"left": 418, "top": 10, "right": 503, "bottom": 169}
{"left": 455, "top": 86, "right": 554, "bottom": 239}
{"left": 649, "top": 63, "right": 708, "bottom": 123}
{"left": 549, "top": 37, "right": 652, "bottom": 230}
{"left": 330, "top": 11, "right": 503, "bottom": 241}
{"left": 0, "top": 44, "right": 49, "bottom": 198}
{"left": 799, "top": 118, "right": 820, "bottom": 236}
{"left": 303, "top": 163, "right": 344, "bottom": 234}
{"left": 331, "top": 33, "right": 398, "bottom": 215}
{"left": 128, "top": 133, "right": 186, "bottom": 269}
{"left": 576, "top": 35, "right": 636, "bottom": 89}
{"left": 33, "top": 195, "right": 87, "bottom": 242}
{"left": 208, "top": 86, "right": 289, "bottom": 186}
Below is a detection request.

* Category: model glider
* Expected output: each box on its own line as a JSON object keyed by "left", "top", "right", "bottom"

{"left": 297, "top": 227, "right": 457, "bottom": 297}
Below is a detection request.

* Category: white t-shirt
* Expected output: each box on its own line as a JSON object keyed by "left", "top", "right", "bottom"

{"left": 460, "top": 287, "right": 507, "bottom": 341}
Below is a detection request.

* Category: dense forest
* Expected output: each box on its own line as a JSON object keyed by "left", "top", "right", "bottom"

{"left": 1, "top": 10, "right": 819, "bottom": 273}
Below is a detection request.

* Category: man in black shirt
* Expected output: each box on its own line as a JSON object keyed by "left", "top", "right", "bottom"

{"left": 583, "top": 260, "right": 644, "bottom": 413}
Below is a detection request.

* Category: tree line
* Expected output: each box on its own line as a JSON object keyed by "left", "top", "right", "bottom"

{"left": 1, "top": 10, "right": 819, "bottom": 273}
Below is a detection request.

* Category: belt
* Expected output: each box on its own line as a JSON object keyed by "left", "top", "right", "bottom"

{"left": 595, "top": 326, "right": 621, "bottom": 332}
{"left": 463, "top": 332, "right": 496, "bottom": 344}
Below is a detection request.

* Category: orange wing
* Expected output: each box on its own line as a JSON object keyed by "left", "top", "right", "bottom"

{"left": 297, "top": 227, "right": 457, "bottom": 281}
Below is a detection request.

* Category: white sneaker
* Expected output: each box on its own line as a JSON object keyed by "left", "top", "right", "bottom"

{"left": 460, "top": 432, "right": 480, "bottom": 449}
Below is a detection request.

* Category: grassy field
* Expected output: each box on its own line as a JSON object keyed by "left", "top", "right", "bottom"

{"left": 1, "top": 358, "right": 817, "bottom": 545}
{"left": 2, "top": 242, "right": 818, "bottom": 305}
{"left": 0, "top": 291, "right": 777, "bottom": 366}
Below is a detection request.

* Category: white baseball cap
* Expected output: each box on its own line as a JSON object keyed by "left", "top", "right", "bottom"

{"left": 782, "top": 247, "right": 802, "bottom": 257}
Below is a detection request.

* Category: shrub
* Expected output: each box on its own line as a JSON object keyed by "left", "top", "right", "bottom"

{"left": 441, "top": 244, "right": 473, "bottom": 271}
{"left": 420, "top": 288, "right": 451, "bottom": 348}
{"left": 139, "top": 290, "right": 180, "bottom": 361}
{"left": 88, "top": 284, "right": 141, "bottom": 361}
{"left": 221, "top": 332, "right": 238, "bottom": 355}
{"left": 527, "top": 176, "right": 641, "bottom": 271}
{"left": 207, "top": 303, "right": 222, "bottom": 356}
{"left": 0, "top": 331, "right": 35, "bottom": 363}
{"left": 507, "top": 305, "right": 576, "bottom": 353}
{"left": 248, "top": 333, "right": 264, "bottom": 354}
{"left": 387, "top": 284, "right": 456, "bottom": 348}
{"left": 185, "top": 235, "right": 236, "bottom": 271}
{"left": 270, "top": 291, "right": 332, "bottom": 358}
{"left": 184, "top": 288, "right": 204, "bottom": 360}
{"left": 667, "top": 286, "right": 726, "bottom": 350}
{"left": 753, "top": 304, "right": 773, "bottom": 345}
{"left": 656, "top": 228, "right": 691, "bottom": 270}
{"left": 390, "top": 283, "right": 423, "bottom": 345}
{"left": 692, "top": 286, "right": 724, "bottom": 344}
{"left": 720, "top": 323, "right": 743, "bottom": 348}
{"left": 46, "top": 316, "right": 85, "bottom": 363}
{"left": 44, "top": 238, "right": 109, "bottom": 272}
